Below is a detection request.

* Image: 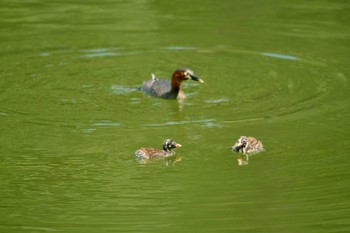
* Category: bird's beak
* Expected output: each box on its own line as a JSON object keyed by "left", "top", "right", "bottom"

{"left": 190, "top": 74, "right": 204, "bottom": 83}
{"left": 175, "top": 143, "right": 182, "bottom": 148}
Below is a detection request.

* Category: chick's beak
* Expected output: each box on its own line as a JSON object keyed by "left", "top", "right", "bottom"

{"left": 175, "top": 143, "right": 182, "bottom": 148}
{"left": 232, "top": 146, "right": 240, "bottom": 152}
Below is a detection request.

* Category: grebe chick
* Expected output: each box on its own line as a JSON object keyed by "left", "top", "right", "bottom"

{"left": 135, "top": 139, "right": 182, "bottom": 160}
{"left": 232, "top": 136, "right": 264, "bottom": 155}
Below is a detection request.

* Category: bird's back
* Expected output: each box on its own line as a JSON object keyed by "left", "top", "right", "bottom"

{"left": 142, "top": 77, "right": 172, "bottom": 97}
{"left": 135, "top": 148, "right": 171, "bottom": 159}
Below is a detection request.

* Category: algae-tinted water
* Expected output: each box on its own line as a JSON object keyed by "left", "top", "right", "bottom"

{"left": 1, "top": 1, "right": 349, "bottom": 232}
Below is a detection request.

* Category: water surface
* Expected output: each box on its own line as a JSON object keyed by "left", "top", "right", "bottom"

{"left": 1, "top": 1, "right": 349, "bottom": 233}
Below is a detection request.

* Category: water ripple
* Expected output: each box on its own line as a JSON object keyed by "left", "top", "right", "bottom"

{"left": 143, "top": 119, "right": 220, "bottom": 128}
{"left": 38, "top": 48, "right": 142, "bottom": 59}
{"left": 261, "top": 52, "right": 299, "bottom": 60}
{"left": 80, "top": 51, "right": 142, "bottom": 58}
{"left": 205, "top": 98, "right": 229, "bottom": 104}
{"left": 161, "top": 46, "right": 196, "bottom": 51}
{"left": 92, "top": 122, "right": 121, "bottom": 127}
{"left": 110, "top": 85, "right": 139, "bottom": 95}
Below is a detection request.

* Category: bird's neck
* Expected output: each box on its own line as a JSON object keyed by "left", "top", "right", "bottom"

{"left": 171, "top": 76, "right": 181, "bottom": 93}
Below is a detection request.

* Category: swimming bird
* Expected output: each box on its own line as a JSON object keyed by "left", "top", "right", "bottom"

{"left": 232, "top": 136, "right": 264, "bottom": 166}
{"left": 232, "top": 136, "right": 264, "bottom": 155}
{"left": 141, "top": 68, "right": 204, "bottom": 99}
{"left": 135, "top": 139, "right": 182, "bottom": 160}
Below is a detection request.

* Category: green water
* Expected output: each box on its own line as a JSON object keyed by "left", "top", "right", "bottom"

{"left": 1, "top": 0, "right": 349, "bottom": 232}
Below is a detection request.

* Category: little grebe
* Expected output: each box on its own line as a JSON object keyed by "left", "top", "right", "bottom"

{"left": 141, "top": 68, "right": 204, "bottom": 99}
{"left": 135, "top": 139, "right": 182, "bottom": 160}
{"left": 232, "top": 136, "right": 264, "bottom": 155}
